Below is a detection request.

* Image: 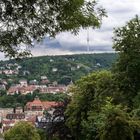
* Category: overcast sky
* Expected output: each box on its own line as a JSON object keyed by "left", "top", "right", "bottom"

{"left": 1, "top": 0, "right": 140, "bottom": 59}
{"left": 32, "top": 0, "right": 140, "bottom": 56}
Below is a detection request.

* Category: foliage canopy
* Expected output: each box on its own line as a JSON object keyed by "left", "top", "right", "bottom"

{"left": 0, "top": 0, "right": 106, "bottom": 58}
{"left": 65, "top": 16, "right": 140, "bottom": 140}
{"left": 113, "top": 15, "right": 140, "bottom": 105}
{"left": 4, "top": 121, "right": 40, "bottom": 140}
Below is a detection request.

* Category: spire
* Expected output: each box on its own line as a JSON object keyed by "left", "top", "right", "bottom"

{"left": 34, "top": 95, "right": 40, "bottom": 100}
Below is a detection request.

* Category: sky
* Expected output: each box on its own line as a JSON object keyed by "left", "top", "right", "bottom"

{"left": 32, "top": 0, "right": 140, "bottom": 56}
{"left": 0, "top": 0, "right": 140, "bottom": 59}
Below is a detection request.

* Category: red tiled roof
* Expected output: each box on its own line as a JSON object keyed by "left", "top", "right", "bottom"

{"left": 25, "top": 98, "right": 59, "bottom": 111}
{"left": 2, "top": 120, "right": 15, "bottom": 124}
{"left": 26, "top": 116, "right": 36, "bottom": 125}
{"left": 8, "top": 85, "right": 37, "bottom": 94}
{"left": 39, "top": 86, "right": 67, "bottom": 93}
{"left": 42, "top": 101, "right": 58, "bottom": 110}
{"left": 8, "top": 86, "right": 19, "bottom": 93}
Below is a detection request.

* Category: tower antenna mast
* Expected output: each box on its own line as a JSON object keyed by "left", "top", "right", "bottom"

{"left": 87, "top": 28, "right": 90, "bottom": 52}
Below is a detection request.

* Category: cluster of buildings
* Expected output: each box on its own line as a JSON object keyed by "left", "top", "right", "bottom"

{"left": 0, "top": 79, "right": 8, "bottom": 91}
{"left": 7, "top": 79, "right": 68, "bottom": 95}
{"left": 0, "top": 97, "right": 61, "bottom": 133}
{"left": 0, "top": 69, "right": 19, "bottom": 75}
{"left": 0, "top": 63, "right": 71, "bottom": 134}
{"left": 0, "top": 63, "right": 20, "bottom": 76}
{"left": 0, "top": 62, "right": 68, "bottom": 94}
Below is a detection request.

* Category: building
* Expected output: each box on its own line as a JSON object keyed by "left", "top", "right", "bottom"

{"left": 19, "top": 79, "right": 28, "bottom": 87}
{"left": 7, "top": 85, "right": 37, "bottom": 95}
{"left": 2, "top": 70, "right": 18, "bottom": 75}
{"left": 2, "top": 119, "right": 15, "bottom": 133}
{"left": 47, "top": 86, "right": 67, "bottom": 94}
{"left": 35, "top": 116, "right": 48, "bottom": 129}
{"left": 52, "top": 68, "right": 58, "bottom": 72}
{"left": 0, "top": 108, "right": 13, "bottom": 121}
{"left": 1, "top": 117, "right": 35, "bottom": 133}
{"left": 25, "top": 97, "right": 59, "bottom": 111}
{"left": 29, "top": 79, "right": 38, "bottom": 85}
{"left": 6, "top": 113, "right": 25, "bottom": 120}
{"left": 7, "top": 86, "right": 19, "bottom": 95}
{"left": 19, "top": 85, "right": 37, "bottom": 95}
{"left": 41, "top": 76, "right": 48, "bottom": 80}
{"left": 0, "top": 84, "right": 6, "bottom": 90}
{"left": 40, "top": 79, "right": 49, "bottom": 85}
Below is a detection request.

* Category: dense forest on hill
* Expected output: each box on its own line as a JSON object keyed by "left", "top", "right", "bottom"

{"left": 0, "top": 53, "right": 117, "bottom": 85}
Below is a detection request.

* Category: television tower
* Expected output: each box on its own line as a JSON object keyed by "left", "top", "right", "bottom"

{"left": 87, "top": 28, "right": 90, "bottom": 52}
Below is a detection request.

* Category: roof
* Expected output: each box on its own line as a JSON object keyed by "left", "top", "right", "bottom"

{"left": 31, "top": 98, "right": 43, "bottom": 106}
{"left": 26, "top": 97, "right": 43, "bottom": 108}
{"left": 2, "top": 119, "right": 15, "bottom": 125}
{"left": 7, "top": 86, "right": 19, "bottom": 93}
{"left": 8, "top": 85, "right": 36, "bottom": 94}
{"left": 42, "top": 101, "right": 58, "bottom": 110}
{"left": 19, "top": 79, "right": 27, "bottom": 82}
{"left": 25, "top": 116, "right": 36, "bottom": 125}
{"left": 25, "top": 98, "right": 59, "bottom": 110}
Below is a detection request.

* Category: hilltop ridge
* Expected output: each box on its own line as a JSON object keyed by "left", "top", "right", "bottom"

{"left": 0, "top": 53, "right": 117, "bottom": 85}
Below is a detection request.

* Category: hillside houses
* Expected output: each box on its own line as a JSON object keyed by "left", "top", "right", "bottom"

{"left": 38, "top": 85, "right": 67, "bottom": 94}
{"left": 0, "top": 63, "right": 20, "bottom": 76}
{"left": 7, "top": 79, "right": 68, "bottom": 95}
{"left": 7, "top": 85, "right": 37, "bottom": 95}
{"left": 0, "top": 62, "right": 68, "bottom": 95}
{"left": 7, "top": 85, "right": 67, "bottom": 95}
{"left": 0, "top": 61, "right": 69, "bottom": 133}
{"left": 7, "top": 84, "right": 67, "bottom": 95}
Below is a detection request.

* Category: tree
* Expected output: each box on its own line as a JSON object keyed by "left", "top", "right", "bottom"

{"left": 65, "top": 71, "right": 117, "bottom": 140}
{"left": 0, "top": 90, "right": 6, "bottom": 96}
{"left": 98, "top": 100, "right": 134, "bottom": 140}
{"left": 45, "top": 99, "right": 73, "bottom": 140}
{"left": 37, "top": 129, "right": 46, "bottom": 140}
{"left": 4, "top": 122, "right": 40, "bottom": 140}
{"left": 113, "top": 16, "right": 140, "bottom": 106}
{"left": 0, "top": 0, "right": 106, "bottom": 58}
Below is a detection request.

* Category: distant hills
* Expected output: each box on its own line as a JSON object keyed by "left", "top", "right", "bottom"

{"left": 0, "top": 53, "right": 118, "bottom": 85}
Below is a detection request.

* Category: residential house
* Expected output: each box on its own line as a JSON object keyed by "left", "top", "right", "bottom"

{"left": 6, "top": 113, "right": 25, "bottom": 120}
{"left": 0, "top": 84, "right": 6, "bottom": 90}
{"left": 2, "top": 116, "right": 35, "bottom": 133}
{"left": 47, "top": 86, "right": 67, "bottom": 94}
{"left": 19, "top": 79, "right": 28, "bottom": 87}
{"left": 7, "top": 86, "right": 19, "bottom": 95}
{"left": 7, "top": 85, "right": 37, "bottom": 95}
{"left": 35, "top": 109, "right": 64, "bottom": 129}
{"left": 19, "top": 85, "right": 37, "bottom": 95}
{"left": 29, "top": 79, "right": 38, "bottom": 85}
{"left": 41, "top": 76, "right": 48, "bottom": 80}
{"left": 2, "top": 70, "right": 18, "bottom": 75}
{"left": 0, "top": 108, "right": 13, "bottom": 121}
{"left": 35, "top": 116, "right": 49, "bottom": 129}
{"left": 2, "top": 119, "right": 15, "bottom": 133}
{"left": 41, "top": 79, "right": 49, "bottom": 85}
{"left": 0, "top": 80, "right": 8, "bottom": 85}
{"left": 52, "top": 68, "right": 58, "bottom": 72}
{"left": 38, "top": 84, "right": 67, "bottom": 94}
